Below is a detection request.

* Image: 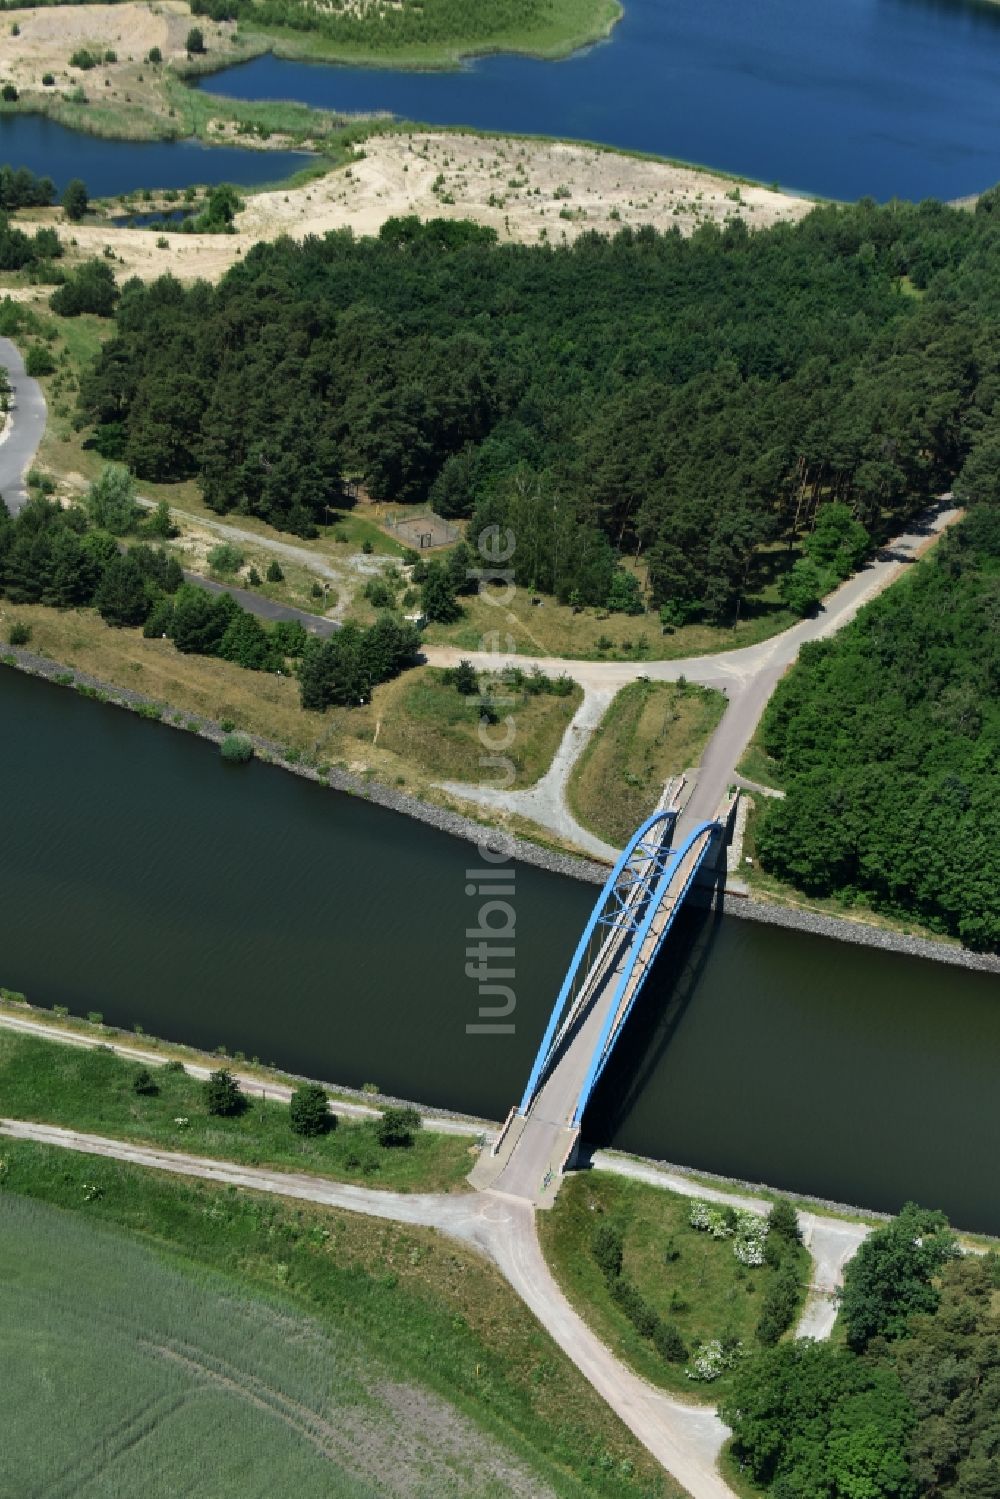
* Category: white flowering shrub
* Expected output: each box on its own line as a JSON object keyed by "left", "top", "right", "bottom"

{"left": 686, "top": 1338, "right": 744, "bottom": 1381}
{"left": 688, "top": 1200, "right": 713, "bottom": 1230}
{"left": 733, "top": 1213, "right": 767, "bottom": 1266}
{"left": 689, "top": 1199, "right": 768, "bottom": 1262}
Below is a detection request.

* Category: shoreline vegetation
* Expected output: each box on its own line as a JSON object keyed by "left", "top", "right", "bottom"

{"left": 3, "top": 641, "right": 999, "bottom": 976}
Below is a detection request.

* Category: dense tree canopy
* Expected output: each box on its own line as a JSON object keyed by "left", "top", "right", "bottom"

{"left": 756, "top": 507, "right": 1000, "bottom": 948}
{"left": 80, "top": 198, "right": 1000, "bottom": 615}
{"left": 723, "top": 1206, "right": 1000, "bottom": 1499}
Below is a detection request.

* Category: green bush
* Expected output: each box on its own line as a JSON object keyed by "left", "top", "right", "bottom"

{"left": 8, "top": 621, "right": 31, "bottom": 646}
{"left": 25, "top": 344, "right": 56, "bottom": 377}
{"left": 289, "top": 1083, "right": 334, "bottom": 1137}
{"left": 591, "top": 1222, "right": 624, "bottom": 1281}
{"left": 132, "top": 1067, "right": 158, "bottom": 1097}
{"left": 204, "top": 1067, "right": 245, "bottom": 1117}
{"left": 220, "top": 733, "right": 253, "bottom": 764}
{"left": 375, "top": 1106, "right": 421, "bottom": 1147}
{"left": 207, "top": 541, "right": 244, "bottom": 574}
{"left": 265, "top": 560, "right": 284, "bottom": 583}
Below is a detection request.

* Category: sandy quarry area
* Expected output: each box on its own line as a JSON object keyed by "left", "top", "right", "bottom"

{"left": 0, "top": 2, "right": 234, "bottom": 92}
{"left": 62, "top": 131, "right": 813, "bottom": 283}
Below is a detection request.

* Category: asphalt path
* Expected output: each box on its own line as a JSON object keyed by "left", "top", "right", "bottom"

{"left": 0, "top": 337, "right": 47, "bottom": 516}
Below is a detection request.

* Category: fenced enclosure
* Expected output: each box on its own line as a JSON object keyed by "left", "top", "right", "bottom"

{"left": 383, "top": 509, "right": 461, "bottom": 550}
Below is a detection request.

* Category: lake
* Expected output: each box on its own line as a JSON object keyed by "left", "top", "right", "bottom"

{"left": 2, "top": 666, "right": 998, "bottom": 1232}
{"left": 0, "top": 113, "right": 311, "bottom": 198}
{"left": 198, "top": 0, "right": 1000, "bottom": 201}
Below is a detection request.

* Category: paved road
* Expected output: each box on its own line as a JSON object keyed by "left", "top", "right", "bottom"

{"left": 0, "top": 1118, "right": 735, "bottom": 1499}
{"left": 0, "top": 337, "right": 47, "bottom": 516}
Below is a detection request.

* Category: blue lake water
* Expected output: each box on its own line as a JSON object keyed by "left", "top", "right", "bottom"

{"left": 197, "top": 0, "right": 1000, "bottom": 201}
{"left": 0, "top": 113, "right": 311, "bottom": 197}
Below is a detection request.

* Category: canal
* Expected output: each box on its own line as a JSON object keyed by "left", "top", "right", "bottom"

{"left": 197, "top": 0, "right": 1000, "bottom": 202}
{"left": 2, "top": 666, "right": 997, "bottom": 1231}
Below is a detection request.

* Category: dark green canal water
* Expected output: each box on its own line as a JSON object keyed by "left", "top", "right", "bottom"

{"left": 2, "top": 667, "right": 998, "bottom": 1231}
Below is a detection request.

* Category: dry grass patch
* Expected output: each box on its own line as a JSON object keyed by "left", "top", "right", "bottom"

{"left": 374, "top": 665, "right": 581, "bottom": 788}
{"left": 423, "top": 581, "right": 795, "bottom": 662}
{"left": 569, "top": 679, "right": 726, "bottom": 846}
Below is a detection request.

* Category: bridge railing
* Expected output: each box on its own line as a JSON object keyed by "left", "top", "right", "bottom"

{"left": 571, "top": 819, "right": 721, "bottom": 1124}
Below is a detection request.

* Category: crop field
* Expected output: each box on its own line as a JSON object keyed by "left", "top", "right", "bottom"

{"left": 1, "top": 1146, "right": 671, "bottom": 1499}
{"left": 0, "top": 1192, "right": 564, "bottom": 1497}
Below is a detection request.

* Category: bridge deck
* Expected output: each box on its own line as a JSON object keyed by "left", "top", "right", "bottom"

{"left": 487, "top": 825, "right": 717, "bottom": 1204}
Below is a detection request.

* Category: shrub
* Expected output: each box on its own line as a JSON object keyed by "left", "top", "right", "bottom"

{"left": 1, "top": 84, "right": 17, "bottom": 103}
{"left": 41, "top": 74, "right": 54, "bottom": 87}
{"left": 207, "top": 541, "right": 244, "bottom": 573}
{"left": 132, "top": 1067, "right": 158, "bottom": 1096}
{"left": 8, "top": 621, "right": 31, "bottom": 646}
{"left": 247, "top": 566, "right": 262, "bottom": 586}
{"left": 25, "top": 344, "right": 56, "bottom": 377}
{"left": 220, "top": 733, "right": 253, "bottom": 764}
{"left": 591, "top": 1222, "right": 624, "bottom": 1281}
{"left": 186, "top": 26, "right": 206, "bottom": 54}
{"left": 147, "top": 46, "right": 162, "bottom": 63}
{"left": 265, "top": 560, "right": 284, "bottom": 583}
{"left": 69, "top": 48, "right": 97, "bottom": 70}
{"left": 163, "top": 1058, "right": 186, "bottom": 1074}
{"left": 375, "top": 1105, "right": 421, "bottom": 1147}
{"left": 289, "top": 1083, "right": 334, "bottom": 1136}
{"left": 755, "top": 1261, "right": 802, "bottom": 1346}
{"left": 767, "top": 1198, "right": 802, "bottom": 1245}
{"left": 652, "top": 1320, "right": 689, "bottom": 1363}
{"left": 204, "top": 1067, "right": 244, "bottom": 1116}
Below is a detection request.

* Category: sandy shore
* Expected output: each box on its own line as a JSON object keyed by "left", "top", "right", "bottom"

{"left": 63, "top": 130, "right": 811, "bottom": 283}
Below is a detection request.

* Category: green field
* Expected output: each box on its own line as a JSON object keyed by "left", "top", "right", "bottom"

{"left": 1, "top": 1144, "right": 673, "bottom": 1498}
{"left": 539, "top": 1173, "right": 810, "bottom": 1399}
{"left": 0, "top": 1032, "right": 471, "bottom": 1192}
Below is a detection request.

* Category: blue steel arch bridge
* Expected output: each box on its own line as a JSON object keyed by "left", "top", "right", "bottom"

{"left": 473, "top": 798, "right": 731, "bottom": 1204}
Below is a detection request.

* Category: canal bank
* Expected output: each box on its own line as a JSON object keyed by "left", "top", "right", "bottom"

{"left": 2, "top": 658, "right": 999, "bottom": 1231}
{"left": 4, "top": 641, "right": 996, "bottom": 975}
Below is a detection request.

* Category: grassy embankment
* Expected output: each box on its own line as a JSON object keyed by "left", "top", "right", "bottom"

{"left": 539, "top": 1172, "right": 811, "bottom": 1402}
{"left": 0, "top": 1029, "right": 472, "bottom": 1190}
{"left": 236, "top": 0, "right": 623, "bottom": 70}
{"left": 568, "top": 679, "right": 727, "bottom": 846}
{"left": 1, "top": 1152, "right": 671, "bottom": 1499}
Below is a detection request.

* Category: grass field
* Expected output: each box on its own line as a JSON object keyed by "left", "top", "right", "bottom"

{"left": 568, "top": 681, "right": 727, "bottom": 846}
{"left": 538, "top": 1173, "right": 810, "bottom": 1401}
{"left": 1, "top": 1146, "right": 674, "bottom": 1499}
{"left": 375, "top": 667, "right": 581, "bottom": 787}
{"left": 0, "top": 1031, "right": 472, "bottom": 1191}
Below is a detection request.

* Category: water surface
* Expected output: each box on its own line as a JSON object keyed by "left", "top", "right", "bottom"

{"left": 2, "top": 667, "right": 997, "bottom": 1230}
{"left": 0, "top": 113, "right": 310, "bottom": 197}
{"left": 198, "top": 0, "right": 1000, "bottom": 200}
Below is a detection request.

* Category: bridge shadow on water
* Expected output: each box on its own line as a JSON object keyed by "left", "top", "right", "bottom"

{"left": 577, "top": 868, "right": 727, "bottom": 1162}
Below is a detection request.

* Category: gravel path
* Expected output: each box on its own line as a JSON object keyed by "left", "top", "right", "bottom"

{"left": 425, "top": 501, "right": 962, "bottom": 846}
{"left": 437, "top": 686, "right": 620, "bottom": 861}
